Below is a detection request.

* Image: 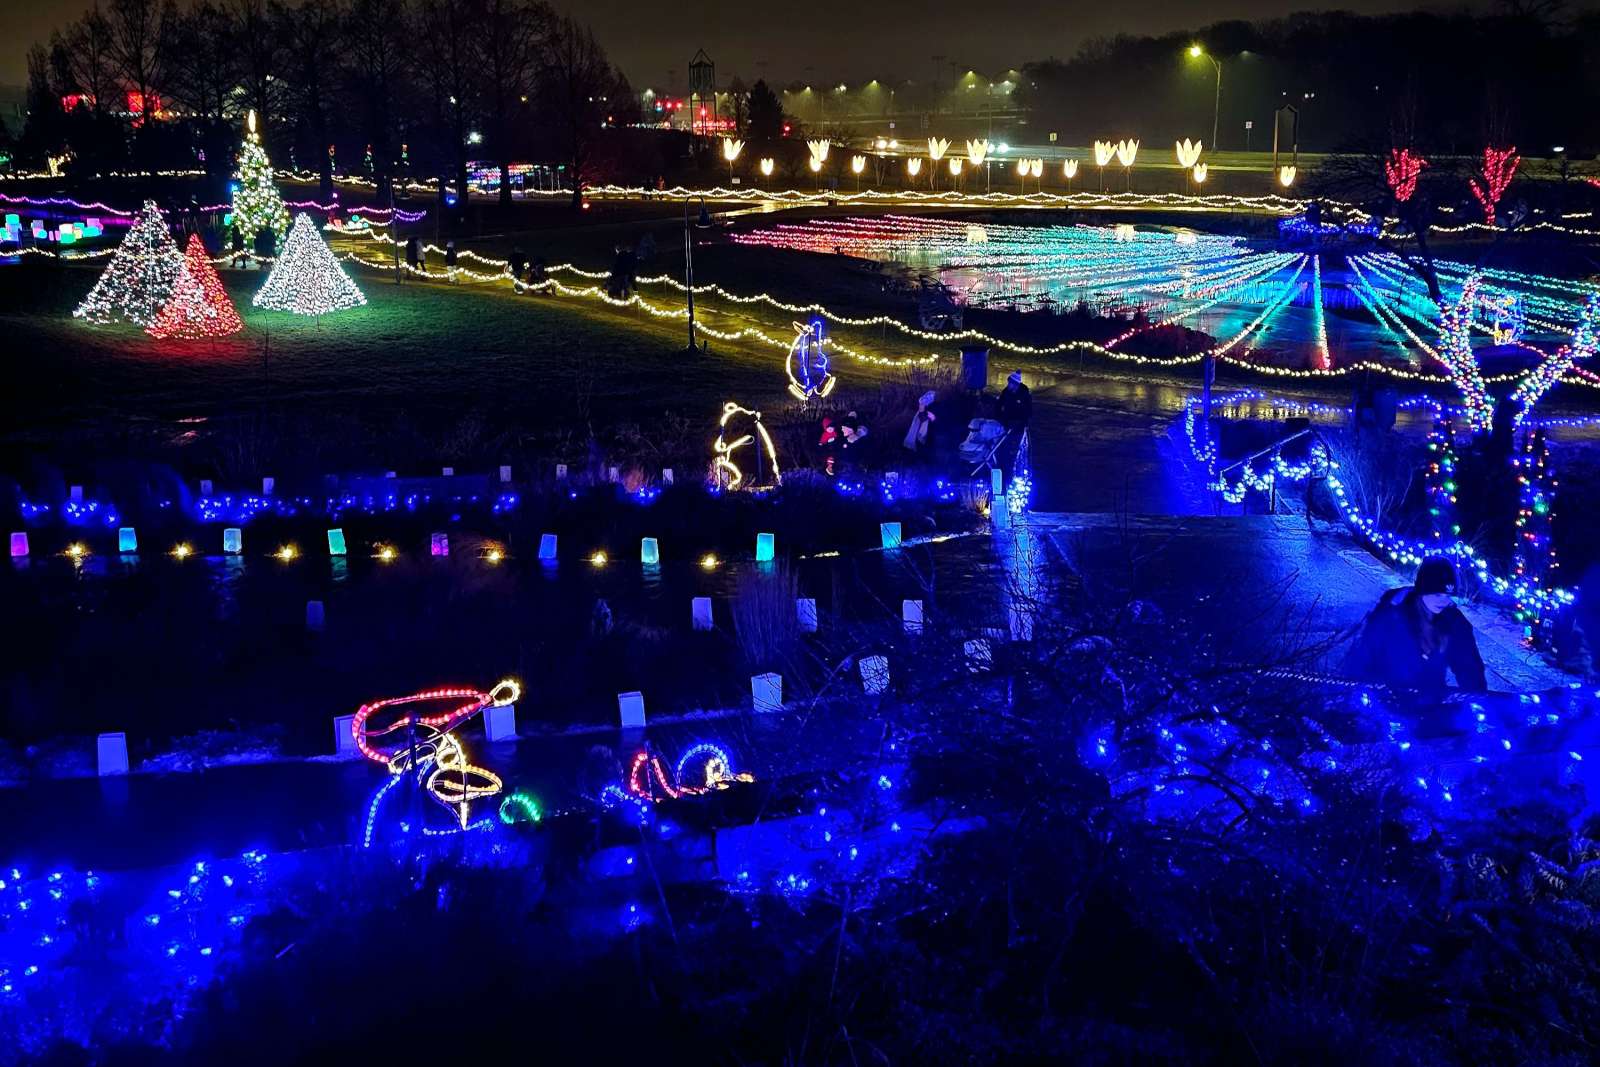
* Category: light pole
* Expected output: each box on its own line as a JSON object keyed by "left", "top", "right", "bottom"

{"left": 683, "top": 198, "right": 710, "bottom": 353}
{"left": 1188, "top": 44, "right": 1222, "bottom": 151}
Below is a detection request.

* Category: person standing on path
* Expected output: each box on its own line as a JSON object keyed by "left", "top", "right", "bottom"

{"left": 999, "top": 372, "right": 1032, "bottom": 431}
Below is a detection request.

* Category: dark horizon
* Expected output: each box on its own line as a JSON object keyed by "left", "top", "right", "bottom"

{"left": 1, "top": 0, "right": 1437, "bottom": 91}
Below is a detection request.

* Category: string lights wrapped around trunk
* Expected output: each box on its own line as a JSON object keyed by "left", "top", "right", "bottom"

{"left": 1510, "top": 294, "right": 1600, "bottom": 422}
{"left": 1435, "top": 274, "right": 1494, "bottom": 434}
{"left": 1471, "top": 146, "right": 1520, "bottom": 227}
{"left": 1383, "top": 148, "right": 1426, "bottom": 203}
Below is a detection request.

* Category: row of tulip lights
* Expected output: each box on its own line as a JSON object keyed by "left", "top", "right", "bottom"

{"left": 1090, "top": 139, "right": 1141, "bottom": 191}
{"left": 720, "top": 135, "right": 1085, "bottom": 197}
{"left": 721, "top": 135, "right": 1292, "bottom": 197}
{"left": 724, "top": 136, "right": 785, "bottom": 192}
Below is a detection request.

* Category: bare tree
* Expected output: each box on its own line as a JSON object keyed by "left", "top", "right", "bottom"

{"left": 344, "top": 0, "right": 410, "bottom": 198}
{"left": 538, "top": 13, "right": 620, "bottom": 210}
{"left": 415, "top": 0, "right": 477, "bottom": 208}
{"left": 275, "top": 0, "right": 340, "bottom": 197}
{"left": 107, "top": 0, "right": 176, "bottom": 160}
{"left": 726, "top": 75, "right": 749, "bottom": 137}
{"left": 19, "top": 45, "right": 68, "bottom": 166}
{"left": 230, "top": 0, "right": 283, "bottom": 135}
{"left": 1497, "top": 0, "right": 1569, "bottom": 23}
{"left": 167, "top": 2, "right": 238, "bottom": 126}
{"left": 475, "top": 0, "right": 547, "bottom": 206}
{"left": 52, "top": 4, "right": 117, "bottom": 117}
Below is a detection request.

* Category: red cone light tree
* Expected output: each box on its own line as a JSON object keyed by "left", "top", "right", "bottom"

{"left": 147, "top": 234, "right": 245, "bottom": 339}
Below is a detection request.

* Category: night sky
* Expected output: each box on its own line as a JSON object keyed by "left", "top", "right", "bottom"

{"left": 3, "top": 0, "right": 1425, "bottom": 91}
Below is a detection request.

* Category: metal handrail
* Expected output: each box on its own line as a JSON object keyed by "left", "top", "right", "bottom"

{"left": 1215, "top": 426, "right": 1321, "bottom": 478}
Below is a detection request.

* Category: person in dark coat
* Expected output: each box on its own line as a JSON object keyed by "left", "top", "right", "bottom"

{"left": 998, "top": 371, "right": 1032, "bottom": 431}
{"left": 1344, "top": 557, "right": 1488, "bottom": 692}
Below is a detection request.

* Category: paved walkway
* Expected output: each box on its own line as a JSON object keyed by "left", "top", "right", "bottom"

{"left": 1022, "top": 511, "right": 1566, "bottom": 692}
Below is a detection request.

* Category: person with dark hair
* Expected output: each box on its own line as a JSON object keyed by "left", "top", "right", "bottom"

{"left": 1344, "top": 557, "right": 1488, "bottom": 692}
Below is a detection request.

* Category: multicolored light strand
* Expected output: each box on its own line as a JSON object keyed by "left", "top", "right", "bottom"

{"left": 231, "top": 112, "right": 290, "bottom": 252}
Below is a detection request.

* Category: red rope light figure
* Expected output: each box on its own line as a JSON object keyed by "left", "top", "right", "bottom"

{"left": 351, "top": 680, "right": 519, "bottom": 827}
{"left": 1383, "top": 148, "right": 1425, "bottom": 204}
{"left": 1470, "top": 146, "right": 1520, "bottom": 227}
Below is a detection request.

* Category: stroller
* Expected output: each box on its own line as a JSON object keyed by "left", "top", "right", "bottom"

{"left": 958, "top": 418, "right": 1008, "bottom": 465}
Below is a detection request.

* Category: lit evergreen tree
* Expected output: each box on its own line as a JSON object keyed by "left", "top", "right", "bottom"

{"left": 231, "top": 110, "right": 290, "bottom": 252}
{"left": 72, "top": 200, "right": 184, "bottom": 326}
{"left": 147, "top": 234, "right": 245, "bottom": 339}
{"left": 252, "top": 212, "right": 366, "bottom": 316}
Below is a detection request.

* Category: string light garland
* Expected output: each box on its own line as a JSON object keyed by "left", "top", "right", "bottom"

{"left": 1182, "top": 390, "right": 1575, "bottom": 620}
{"left": 146, "top": 234, "right": 245, "bottom": 339}
{"left": 252, "top": 213, "right": 366, "bottom": 315}
{"left": 19, "top": 168, "right": 1600, "bottom": 237}
{"left": 1310, "top": 254, "right": 1331, "bottom": 371}
{"left": 1510, "top": 294, "right": 1600, "bottom": 422}
{"left": 72, "top": 200, "right": 183, "bottom": 326}
{"left": 336, "top": 242, "right": 1593, "bottom": 392}
{"left": 335, "top": 225, "right": 1600, "bottom": 392}
{"left": 231, "top": 111, "right": 291, "bottom": 252}
{"left": 0, "top": 187, "right": 422, "bottom": 223}
{"left": 1425, "top": 412, "right": 1460, "bottom": 545}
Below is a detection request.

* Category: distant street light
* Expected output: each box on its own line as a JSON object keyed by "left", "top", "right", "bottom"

{"left": 1187, "top": 44, "right": 1223, "bottom": 152}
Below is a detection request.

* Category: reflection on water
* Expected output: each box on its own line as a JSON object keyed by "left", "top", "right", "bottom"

{"left": 2, "top": 533, "right": 1012, "bottom": 745}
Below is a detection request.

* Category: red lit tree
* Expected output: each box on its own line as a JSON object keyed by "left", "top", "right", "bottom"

{"left": 146, "top": 233, "right": 245, "bottom": 339}
{"left": 1383, "top": 147, "right": 1425, "bottom": 203}
{"left": 1470, "top": 146, "right": 1520, "bottom": 227}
